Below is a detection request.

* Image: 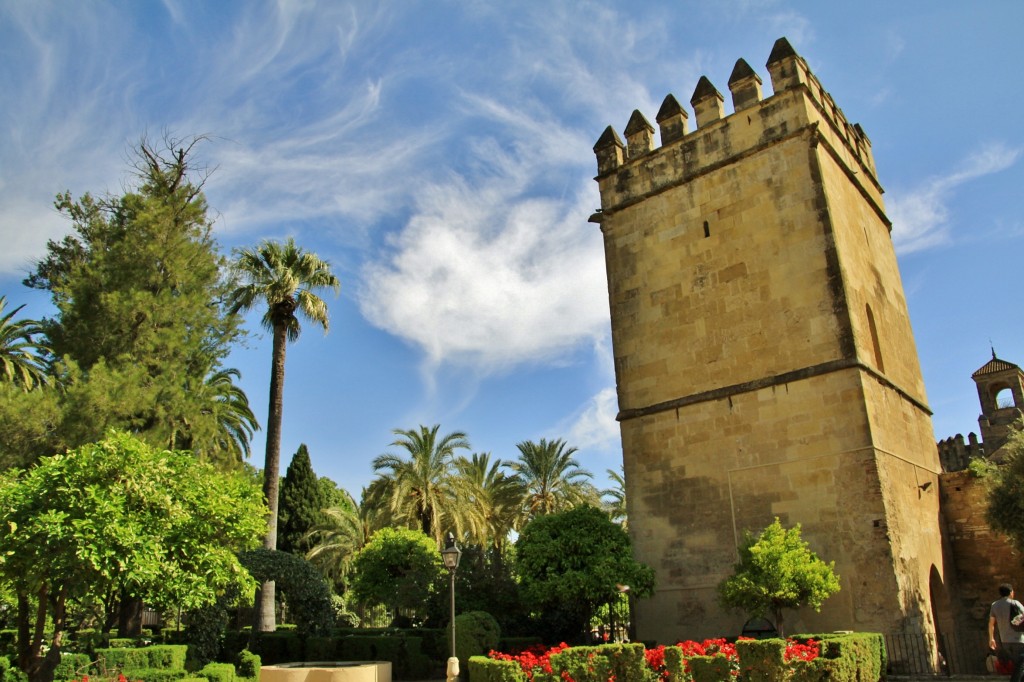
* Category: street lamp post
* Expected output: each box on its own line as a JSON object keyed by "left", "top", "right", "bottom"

{"left": 441, "top": 532, "right": 462, "bottom": 682}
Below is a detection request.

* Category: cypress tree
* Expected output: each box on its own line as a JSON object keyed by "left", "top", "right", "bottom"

{"left": 278, "top": 444, "right": 328, "bottom": 554}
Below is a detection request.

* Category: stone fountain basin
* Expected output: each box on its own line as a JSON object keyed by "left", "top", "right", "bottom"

{"left": 260, "top": 661, "right": 392, "bottom": 682}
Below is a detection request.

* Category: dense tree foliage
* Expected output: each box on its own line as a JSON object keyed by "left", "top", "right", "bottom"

{"left": 717, "top": 518, "right": 840, "bottom": 636}
{"left": 0, "top": 431, "right": 266, "bottom": 682}
{"left": 986, "top": 430, "right": 1024, "bottom": 552}
{"left": 228, "top": 237, "right": 340, "bottom": 631}
{"left": 349, "top": 527, "right": 445, "bottom": 624}
{"left": 11, "top": 137, "right": 254, "bottom": 469}
{"left": 278, "top": 444, "right": 327, "bottom": 555}
{"left": 514, "top": 504, "right": 654, "bottom": 644}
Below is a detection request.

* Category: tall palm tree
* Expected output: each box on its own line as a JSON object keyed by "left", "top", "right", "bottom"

{"left": 0, "top": 297, "right": 50, "bottom": 391}
{"left": 227, "top": 237, "right": 339, "bottom": 631}
{"left": 455, "top": 452, "right": 525, "bottom": 553}
{"left": 370, "top": 424, "right": 470, "bottom": 545}
{"left": 602, "top": 466, "right": 628, "bottom": 528}
{"left": 510, "top": 437, "right": 599, "bottom": 517}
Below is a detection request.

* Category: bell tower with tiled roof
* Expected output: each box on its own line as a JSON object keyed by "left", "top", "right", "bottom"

{"left": 973, "top": 352, "right": 1024, "bottom": 458}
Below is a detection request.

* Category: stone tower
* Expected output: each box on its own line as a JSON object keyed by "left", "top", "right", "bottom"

{"left": 972, "top": 353, "right": 1024, "bottom": 459}
{"left": 591, "top": 38, "right": 951, "bottom": 641}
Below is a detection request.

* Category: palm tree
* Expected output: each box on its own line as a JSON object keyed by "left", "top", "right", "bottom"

{"left": 602, "top": 466, "right": 628, "bottom": 528}
{"left": 186, "top": 367, "right": 259, "bottom": 467}
{"left": 370, "top": 424, "right": 470, "bottom": 545}
{"left": 227, "top": 237, "right": 340, "bottom": 631}
{"left": 0, "top": 297, "right": 50, "bottom": 391}
{"left": 303, "top": 489, "right": 364, "bottom": 588}
{"left": 510, "top": 437, "right": 599, "bottom": 517}
{"left": 455, "top": 452, "right": 525, "bottom": 553}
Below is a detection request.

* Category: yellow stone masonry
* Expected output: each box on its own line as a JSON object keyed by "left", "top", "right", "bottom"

{"left": 592, "top": 38, "right": 949, "bottom": 643}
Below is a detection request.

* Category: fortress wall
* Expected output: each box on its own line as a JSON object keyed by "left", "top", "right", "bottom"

{"left": 623, "top": 368, "right": 903, "bottom": 640}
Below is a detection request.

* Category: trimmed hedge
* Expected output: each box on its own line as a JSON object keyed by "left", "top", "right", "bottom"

{"left": 468, "top": 656, "right": 524, "bottom": 682}
{"left": 687, "top": 655, "right": 732, "bottom": 682}
{"left": 114, "top": 669, "right": 190, "bottom": 682}
{"left": 595, "top": 643, "right": 645, "bottom": 682}
{"left": 197, "top": 662, "right": 236, "bottom": 682}
{"left": 549, "top": 647, "right": 613, "bottom": 682}
{"left": 735, "top": 639, "right": 785, "bottom": 682}
{"left": 470, "top": 633, "right": 885, "bottom": 682}
{"left": 95, "top": 644, "right": 188, "bottom": 673}
{"left": 53, "top": 653, "right": 91, "bottom": 682}
{"left": 236, "top": 650, "right": 260, "bottom": 680}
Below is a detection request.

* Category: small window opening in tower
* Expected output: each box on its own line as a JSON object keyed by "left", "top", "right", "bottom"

{"left": 996, "top": 387, "right": 1016, "bottom": 409}
{"left": 703, "top": 220, "right": 710, "bottom": 238}
{"left": 866, "top": 304, "right": 884, "bottom": 372}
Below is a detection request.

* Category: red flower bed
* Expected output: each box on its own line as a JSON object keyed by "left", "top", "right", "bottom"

{"left": 489, "top": 637, "right": 818, "bottom": 682}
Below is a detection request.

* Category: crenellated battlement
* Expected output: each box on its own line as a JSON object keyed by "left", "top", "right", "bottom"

{"left": 593, "top": 37, "right": 880, "bottom": 217}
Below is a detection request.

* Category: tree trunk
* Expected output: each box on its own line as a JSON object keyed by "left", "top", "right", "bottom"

{"left": 24, "top": 586, "right": 67, "bottom": 682}
{"left": 254, "top": 322, "right": 288, "bottom": 632}
{"left": 774, "top": 606, "right": 785, "bottom": 638}
{"left": 117, "top": 596, "right": 144, "bottom": 637}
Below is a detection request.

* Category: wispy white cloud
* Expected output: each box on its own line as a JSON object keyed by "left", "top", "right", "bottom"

{"left": 888, "top": 142, "right": 1021, "bottom": 253}
{"left": 359, "top": 172, "right": 607, "bottom": 372}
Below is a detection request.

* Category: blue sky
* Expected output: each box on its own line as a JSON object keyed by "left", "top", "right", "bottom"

{"left": 1, "top": 1, "right": 1022, "bottom": 497}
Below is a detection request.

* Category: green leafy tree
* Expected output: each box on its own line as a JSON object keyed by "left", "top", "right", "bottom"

{"left": 349, "top": 527, "right": 445, "bottom": 625}
{"left": 371, "top": 424, "right": 470, "bottom": 544}
{"left": 985, "top": 430, "right": 1024, "bottom": 551}
{"left": 227, "top": 237, "right": 340, "bottom": 631}
{"left": 278, "top": 444, "right": 327, "bottom": 555}
{"left": 0, "top": 382, "right": 61, "bottom": 469}
{"left": 0, "top": 431, "right": 266, "bottom": 682}
{"left": 717, "top": 518, "right": 840, "bottom": 636}
{"left": 21, "top": 136, "right": 251, "bottom": 464}
{"left": 510, "top": 438, "right": 599, "bottom": 517}
{"left": 0, "top": 297, "right": 49, "bottom": 391}
{"left": 514, "top": 504, "right": 654, "bottom": 644}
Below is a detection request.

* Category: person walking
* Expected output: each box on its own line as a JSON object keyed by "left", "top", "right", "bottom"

{"left": 990, "top": 583, "right": 1024, "bottom": 681}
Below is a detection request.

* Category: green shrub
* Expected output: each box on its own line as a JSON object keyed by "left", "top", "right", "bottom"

{"left": 0, "top": 656, "right": 26, "bottom": 682}
{"left": 595, "top": 643, "right": 645, "bottom": 682}
{"left": 198, "top": 662, "right": 236, "bottom": 682}
{"left": 95, "top": 644, "right": 188, "bottom": 674}
{"left": 236, "top": 650, "right": 260, "bottom": 680}
{"left": 337, "top": 635, "right": 378, "bottom": 660}
{"left": 549, "top": 646, "right": 613, "bottom": 682}
{"left": 468, "top": 655, "right": 526, "bottom": 682}
{"left": 147, "top": 645, "right": 189, "bottom": 671}
{"left": 53, "top": 653, "right": 91, "bottom": 681}
{"left": 662, "top": 645, "right": 688, "bottom": 682}
{"left": 496, "top": 637, "right": 542, "bottom": 655}
{"left": 303, "top": 636, "right": 338, "bottom": 661}
{"left": 109, "top": 638, "right": 138, "bottom": 649}
{"left": 735, "top": 639, "right": 785, "bottom": 682}
{"left": 248, "top": 631, "right": 303, "bottom": 665}
{"left": 0, "top": 632, "right": 17, "bottom": 658}
{"left": 121, "top": 669, "right": 190, "bottom": 682}
{"left": 453, "top": 611, "right": 501, "bottom": 667}
{"left": 686, "top": 655, "right": 732, "bottom": 682}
